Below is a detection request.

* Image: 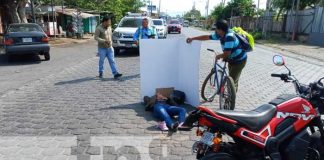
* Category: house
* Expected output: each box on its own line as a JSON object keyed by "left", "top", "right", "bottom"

{"left": 55, "top": 7, "right": 99, "bottom": 35}
{"left": 25, "top": 5, "right": 99, "bottom": 37}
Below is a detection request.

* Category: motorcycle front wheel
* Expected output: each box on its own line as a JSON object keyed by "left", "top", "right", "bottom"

{"left": 199, "top": 152, "right": 236, "bottom": 160}
{"left": 307, "top": 132, "right": 324, "bottom": 160}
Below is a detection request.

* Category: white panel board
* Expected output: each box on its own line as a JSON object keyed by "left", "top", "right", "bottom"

{"left": 140, "top": 39, "right": 201, "bottom": 106}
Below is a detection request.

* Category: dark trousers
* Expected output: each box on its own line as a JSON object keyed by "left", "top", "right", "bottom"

{"left": 228, "top": 60, "right": 247, "bottom": 92}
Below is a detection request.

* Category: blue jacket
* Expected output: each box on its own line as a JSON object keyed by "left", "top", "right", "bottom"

{"left": 133, "top": 26, "right": 157, "bottom": 41}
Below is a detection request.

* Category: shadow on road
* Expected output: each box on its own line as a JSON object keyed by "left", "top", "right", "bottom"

{"left": 99, "top": 102, "right": 196, "bottom": 134}
{"left": 55, "top": 77, "right": 98, "bottom": 85}
{"left": 99, "top": 102, "right": 157, "bottom": 121}
{"left": 116, "top": 49, "right": 139, "bottom": 58}
{"left": 54, "top": 74, "right": 140, "bottom": 85}
{"left": 0, "top": 54, "right": 42, "bottom": 66}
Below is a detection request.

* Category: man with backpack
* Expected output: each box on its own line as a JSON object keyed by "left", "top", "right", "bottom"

{"left": 186, "top": 19, "right": 250, "bottom": 92}
{"left": 133, "top": 18, "right": 157, "bottom": 46}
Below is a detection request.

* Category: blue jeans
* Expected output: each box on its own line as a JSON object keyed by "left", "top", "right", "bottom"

{"left": 98, "top": 48, "right": 118, "bottom": 75}
{"left": 153, "top": 103, "right": 186, "bottom": 128}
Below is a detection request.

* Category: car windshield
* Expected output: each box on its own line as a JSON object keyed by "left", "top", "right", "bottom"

{"left": 170, "top": 21, "right": 180, "bottom": 24}
{"left": 8, "top": 24, "right": 42, "bottom": 32}
{"left": 153, "top": 20, "right": 163, "bottom": 25}
{"left": 119, "top": 18, "right": 143, "bottom": 27}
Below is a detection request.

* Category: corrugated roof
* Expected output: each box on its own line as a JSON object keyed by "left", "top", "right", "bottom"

{"left": 55, "top": 7, "right": 99, "bottom": 18}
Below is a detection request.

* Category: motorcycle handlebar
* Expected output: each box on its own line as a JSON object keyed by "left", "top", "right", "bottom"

{"left": 207, "top": 48, "right": 215, "bottom": 52}
{"left": 271, "top": 73, "right": 283, "bottom": 78}
{"left": 271, "top": 73, "right": 293, "bottom": 83}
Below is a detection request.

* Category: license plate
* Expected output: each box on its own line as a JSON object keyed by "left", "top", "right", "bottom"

{"left": 125, "top": 43, "right": 132, "bottom": 47}
{"left": 200, "top": 132, "right": 214, "bottom": 146}
{"left": 22, "top": 38, "right": 32, "bottom": 43}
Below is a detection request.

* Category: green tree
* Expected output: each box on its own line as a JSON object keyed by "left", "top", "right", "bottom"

{"left": 184, "top": 8, "right": 201, "bottom": 21}
{"left": 210, "top": 5, "right": 225, "bottom": 20}
{"left": 38, "top": 0, "right": 145, "bottom": 22}
{"left": 209, "top": 0, "right": 255, "bottom": 20}
{"left": 1, "top": 0, "right": 28, "bottom": 23}
{"left": 271, "top": 0, "right": 320, "bottom": 19}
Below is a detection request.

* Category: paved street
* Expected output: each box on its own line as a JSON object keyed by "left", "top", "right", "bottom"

{"left": 0, "top": 28, "right": 324, "bottom": 160}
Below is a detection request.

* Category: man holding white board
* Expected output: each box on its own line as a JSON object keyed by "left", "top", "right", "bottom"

{"left": 186, "top": 19, "right": 247, "bottom": 92}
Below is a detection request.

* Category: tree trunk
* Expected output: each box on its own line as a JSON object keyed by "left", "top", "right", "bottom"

{"left": 17, "top": 0, "right": 28, "bottom": 23}
{"left": 7, "top": 0, "right": 20, "bottom": 23}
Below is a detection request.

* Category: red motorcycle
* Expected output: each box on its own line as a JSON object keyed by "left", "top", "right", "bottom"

{"left": 183, "top": 55, "right": 324, "bottom": 160}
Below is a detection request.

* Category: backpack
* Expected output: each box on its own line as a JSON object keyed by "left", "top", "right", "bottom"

{"left": 232, "top": 27, "right": 254, "bottom": 52}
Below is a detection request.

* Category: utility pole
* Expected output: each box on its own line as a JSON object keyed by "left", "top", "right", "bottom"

{"left": 30, "top": 0, "right": 36, "bottom": 23}
{"left": 205, "top": 0, "right": 209, "bottom": 29}
{"left": 262, "top": 0, "right": 272, "bottom": 38}
{"left": 150, "top": 1, "right": 153, "bottom": 17}
{"left": 62, "top": 0, "right": 64, "bottom": 13}
{"left": 292, "top": 0, "right": 300, "bottom": 41}
{"left": 206, "top": 0, "right": 209, "bottom": 16}
{"left": 51, "top": 0, "right": 55, "bottom": 38}
{"left": 158, "top": 0, "right": 161, "bottom": 17}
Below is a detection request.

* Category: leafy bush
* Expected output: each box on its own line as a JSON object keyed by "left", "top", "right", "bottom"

{"left": 252, "top": 31, "right": 262, "bottom": 40}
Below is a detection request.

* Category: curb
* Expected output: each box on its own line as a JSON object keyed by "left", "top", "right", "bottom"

{"left": 49, "top": 38, "right": 93, "bottom": 47}
{"left": 255, "top": 41, "right": 324, "bottom": 65}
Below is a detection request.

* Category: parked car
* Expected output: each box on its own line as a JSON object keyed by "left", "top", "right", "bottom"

{"left": 168, "top": 20, "right": 181, "bottom": 34}
{"left": 183, "top": 20, "right": 189, "bottom": 27}
{"left": 0, "top": 23, "right": 50, "bottom": 60}
{"left": 152, "top": 19, "right": 167, "bottom": 39}
{"left": 112, "top": 14, "right": 154, "bottom": 54}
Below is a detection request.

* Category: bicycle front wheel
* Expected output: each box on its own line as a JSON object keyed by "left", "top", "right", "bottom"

{"left": 219, "top": 76, "right": 236, "bottom": 110}
{"left": 201, "top": 70, "right": 221, "bottom": 102}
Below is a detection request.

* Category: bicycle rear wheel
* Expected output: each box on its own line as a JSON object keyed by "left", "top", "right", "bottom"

{"left": 219, "top": 76, "right": 236, "bottom": 110}
{"left": 201, "top": 69, "right": 221, "bottom": 102}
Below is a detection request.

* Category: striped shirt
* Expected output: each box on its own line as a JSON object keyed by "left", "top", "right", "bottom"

{"left": 209, "top": 29, "right": 247, "bottom": 64}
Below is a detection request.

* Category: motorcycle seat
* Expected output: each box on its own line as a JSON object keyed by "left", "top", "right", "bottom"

{"left": 216, "top": 104, "right": 276, "bottom": 132}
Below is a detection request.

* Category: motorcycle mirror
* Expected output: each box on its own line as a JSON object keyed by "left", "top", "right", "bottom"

{"left": 273, "top": 55, "right": 285, "bottom": 66}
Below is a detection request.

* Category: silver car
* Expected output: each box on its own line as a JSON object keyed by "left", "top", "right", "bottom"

{"left": 152, "top": 19, "right": 167, "bottom": 39}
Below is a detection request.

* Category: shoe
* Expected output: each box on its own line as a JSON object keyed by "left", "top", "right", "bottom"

{"left": 170, "top": 122, "right": 179, "bottom": 132}
{"left": 99, "top": 73, "right": 103, "bottom": 78}
{"left": 177, "top": 122, "right": 192, "bottom": 131}
{"left": 114, "top": 73, "right": 122, "bottom": 79}
{"left": 157, "top": 121, "right": 169, "bottom": 131}
{"left": 143, "top": 96, "right": 150, "bottom": 105}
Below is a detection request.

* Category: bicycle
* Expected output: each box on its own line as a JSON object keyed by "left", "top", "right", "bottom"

{"left": 201, "top": 48, "right": 236, "bottom": 110}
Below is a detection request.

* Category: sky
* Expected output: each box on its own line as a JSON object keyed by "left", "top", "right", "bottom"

{"left": 147, "top": 0, "right": 267, "bottom": 17}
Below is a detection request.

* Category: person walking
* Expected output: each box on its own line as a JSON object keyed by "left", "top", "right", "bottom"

{"left": 94, "top": 16, "right": 122, "bottom": 79}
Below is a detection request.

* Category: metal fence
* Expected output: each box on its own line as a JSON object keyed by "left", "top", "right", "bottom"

{"left": 230, "top": 7, "right": 324, "bottom": 35}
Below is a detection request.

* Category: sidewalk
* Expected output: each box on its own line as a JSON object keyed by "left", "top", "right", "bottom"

{"left": 49, "top": 34, "right": 93, "bottom": 46}
{"left": 256, "top": 40, "right": 324, "bottom": 62}
{"left": 194, "top": 26, "right": 324, "bottom": 62}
